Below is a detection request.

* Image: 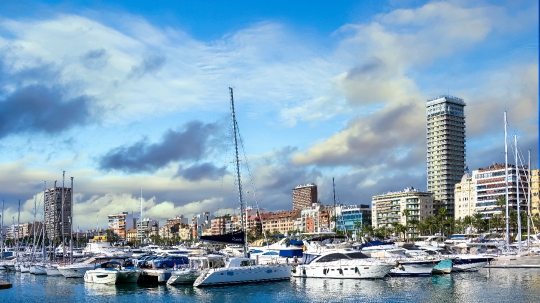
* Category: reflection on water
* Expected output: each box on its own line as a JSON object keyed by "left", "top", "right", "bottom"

{"left": 4, "top": 269, "right": 540, "bottom": 303}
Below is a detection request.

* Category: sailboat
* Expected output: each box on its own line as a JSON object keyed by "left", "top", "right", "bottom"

{"left": 193, "top": 88, "right": 292, "bottom": 287}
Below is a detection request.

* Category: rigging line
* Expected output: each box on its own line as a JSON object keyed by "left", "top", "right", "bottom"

{"left": 235, "top": 121, "right": 269, "bottom": 245}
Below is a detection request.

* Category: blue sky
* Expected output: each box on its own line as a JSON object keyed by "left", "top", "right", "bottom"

{"left": 0, "top": 0, "right": 537, "bottom": 229}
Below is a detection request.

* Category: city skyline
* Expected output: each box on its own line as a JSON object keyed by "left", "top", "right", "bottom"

{"left": 0, "top": 1, "right": 538, "bottom": 229}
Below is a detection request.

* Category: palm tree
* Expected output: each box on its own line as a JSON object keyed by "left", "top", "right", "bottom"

{"left": 402, "top": 209, "right": 410, "bottom": 242}
{"left": 408, "top": 218, "right": 420, "bottom": 240}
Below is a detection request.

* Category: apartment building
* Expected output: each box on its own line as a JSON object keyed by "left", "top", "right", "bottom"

{"left": 475, "top": 163, "right": 529, "bottom": 218}
{"left": 372, "top": 187, "right": 434, "bottom": 238}
{"left": 454, "top": 172, "right": 477, "bottom": 220}
{"left": 261, "top": 209, "right": 301, "bottom": 234}
{"left": 426, "top": 95, "right": 466, "bottom": 218}
{"left": 532, "top": 169, "right": 539, "bottom": 215}
{"left": 107, "top": 212, "right": 134, "bottom": 241}
{"left": 44, "top": 186, "right": 72, "bottom": 240}
{"left": 292, "top": 183, "right": 318, "bottom": 210}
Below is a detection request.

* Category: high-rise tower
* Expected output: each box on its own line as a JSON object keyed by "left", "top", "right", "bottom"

{"left": 426, "top": 95, "right": 466, "bottom": 218}
{"left": 292, "top": 183, "right": 318, "bottom": 210}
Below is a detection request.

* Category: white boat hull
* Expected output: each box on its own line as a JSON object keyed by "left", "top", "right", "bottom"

{"left": 389, "top": 260, "right": 435, "bottom": 276}
{"left": 20, "top": 265, "right": 30, "bottom": 273}
{"left": 58, "top": 265, "right": 94, "bottom": 278}
{"left": 291, "top": 263, "right": 394, "bottom": 279}
{"left": 194, "top": 264, "right": 292, "bottom": 287}
{"left": 84, "top": 270, "right": 119, "bottom": 284}
{"left": 46, "top": 266, "right": 63, "bottom": 276}
{"left": 32, "top": 265, "right": 47, "bottom": 275}
{"left": 167, "top": 269, "right": 200, "bottom": 285}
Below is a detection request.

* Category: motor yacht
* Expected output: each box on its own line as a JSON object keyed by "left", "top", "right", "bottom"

{"left": 84, "top": 258, "right": 140, "bottom": 284}
{"left": 361, "top": 241, "right": 436, "bottom": 276}
{"left": 291, "top": 248, "right": 395, "bottom": 279}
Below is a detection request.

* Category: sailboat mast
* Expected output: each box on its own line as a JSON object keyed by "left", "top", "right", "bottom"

{"left": 42, "top": 181, "right": 46, "bottom": 262}
{"left": 515, "top": 135, "right": 521, "bottom": 252}
{"left": 229, "top": 87, "right": 246, "bottom": 256}
{"left": 528, "top": 150, "right": 531, "bottom": 248}
{"left": 333, "top": 178, "right": 337, "bottom": 238}
{"left": 61, "top": 170, "right": 66, "bottom": 262}
{"left": 70, "top": 176, "right": 74, "bottom": 264}
{"left": 140, "top": 188, "right": 143, "bottom": 245}
{"left": 504, "top": 111, "right": 510, "bottom": 251}
{"left": 17, "top": 199, "right": 20, "bottom": 260}
{"left": 1, "top": 200, "right": 3, "bottom": 260}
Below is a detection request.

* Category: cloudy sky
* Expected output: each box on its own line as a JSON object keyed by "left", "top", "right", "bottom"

{"left": 0, "top": 0, "right": 537, "bottom": 229}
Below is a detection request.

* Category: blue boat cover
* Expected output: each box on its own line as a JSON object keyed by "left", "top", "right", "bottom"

{"left": 279, "top": 249, "right": 303, "bottom": 257}
{"left": 289, "top": 239, "right": 304, "bottom": 246}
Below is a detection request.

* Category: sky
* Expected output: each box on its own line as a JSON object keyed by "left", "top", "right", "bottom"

{"left": 0, "top": 0, "right": 538, "bottom": 230}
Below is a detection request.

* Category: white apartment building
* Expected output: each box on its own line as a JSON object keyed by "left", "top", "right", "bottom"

{"left": 107, "top": 212, "right": 134, "bottom": 241}
{"left": 372, "top": 187, "right": 434, "bottom": 238}
{"left": 454, "top": 172, "right": 477, "bottom": 220}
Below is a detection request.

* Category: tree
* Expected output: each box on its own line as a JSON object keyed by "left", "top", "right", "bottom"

{"left": 106, "top": 229, "right": 121, "bottom": 244}
{"left": 402, "top": 209, "right": 411, "bottom": 241}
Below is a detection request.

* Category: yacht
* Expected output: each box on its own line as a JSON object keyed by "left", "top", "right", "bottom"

{"left": 167, "top": 254, "right": 226, "bottom": 285}
{"left": 291, "top": 248, "right": 395, "bottom": 279}
{"left": 193, "top": 257, "right": 291, "bottom": 287}
{"left": 193, "top": 89, "right": 293, "bottom": 287}
{"left": 84, "top": 258, "right": 140, "bottom": 284}
{"left": 361, "top": 241, "right": 436, "bottom": 276}
{"left": 58, "top": 257, "right": 101, "bottom": 278}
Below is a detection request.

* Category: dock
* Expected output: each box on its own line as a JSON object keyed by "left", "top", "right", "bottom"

{"left": 0, "top": 281, "right": 12, "bottom": 289}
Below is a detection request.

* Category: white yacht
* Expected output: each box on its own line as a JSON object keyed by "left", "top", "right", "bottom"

{"left": 361, "top": 241, "right": 436, "bottom": 276}
{"left": 193, "top": 257, "right": 291, "bottom": 287}
{"left": 58, "top": 257, "right": 100, "bottom": 278}
{"left": 84, "top": 259, "right": 140, "bottom": 284}
{"left": 167, "top": 254, "right": 226, "bottom": 285}
{"left": 45, "top": 264, "right": 63, "bottom": 276}
{"left": 291, "top": 248, "right": 395, "bottom": 279}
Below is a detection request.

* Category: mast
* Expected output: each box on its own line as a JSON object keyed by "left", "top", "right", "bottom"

{"left": 42, "top": 181, "right": 46, "bottom": 263}
{"left": 61, "top": 170, "right": 65, "bottom": 262}
{"left": 1, "top": 200, "right": 3, "bottom": 261}
{"left": 53, "top": 180, "right": 57, "bottom": 262}
{"left": 504, "top": 112, "right": 510, "bottom": 251}
{"left": 333, "top": 177, "right": 337, "bottom": 239}
{"left": 140, "top": 188, "right": 143, "bottom": 245}
{"left": 515, "top": 135, "right": 522, "bottom": 252}
{"left": 32, "top": 194, "right": 37, "bottom": 261}
{"left": 230, "top": 87, "right": 247, "bottom": 257}
{"left": 70, "top": 176, "right": 74, "bottom": 264}
{"left": 17, "top": 199, "right": 20, "bottom": 260}
{"left": 528, "top": 150, "right": 531, "bottom": 248}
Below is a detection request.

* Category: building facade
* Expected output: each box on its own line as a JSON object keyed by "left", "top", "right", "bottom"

{"left": 454, "top": 172, "right": 477, "bottom": 220}
{"left": 475, "top": 163, "right": 529, "bottom": 218}
{"left": 44, "top": 186, "right": 72, "bottom": 240}
{"left": 107, "top": 212, "right": 134, "bottom": 242}
{"left": 292, "top": 183, "right": 318, "bottom": 210}
{"left": 372, "top": 187, "right": 434, "bottom": 238}
{"left": 532, "top": 169, "right": 539, "bottom": 215}
{"left": 262, "top": 209, "right": 301, "bottom": 235}
{"left": 335, "top": 204, "right": 372, "bottom": 233}
{"left": 426, "top": 95, "right": 466, "bottom": 218}
{"left": 298, "top": 203, "right": 332, "bottom": 233}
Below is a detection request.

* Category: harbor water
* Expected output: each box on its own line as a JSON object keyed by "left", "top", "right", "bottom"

{"left": 2, "top": 269, "right": 540, "bottom": 303}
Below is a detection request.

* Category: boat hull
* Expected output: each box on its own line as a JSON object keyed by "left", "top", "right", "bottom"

{"left": 32, "top": 265, "right": 48, "bottom": 275}
{"left": 84, "top": 270, "right": 119, "bottom": 284}
{"left": 389, "top": 260, "right": 435, "bottom": 276}
{"left": 432, "top": 259, "right": 453, "bottom": 274}
{"left": 167, "top": 269, "right": 200, "bottom": 285}
{"left": 194, "top": 265, "right": 292, "bottom": 287}
{"left": 58, "top": 265, "right": 94, "bottom": 278}
{"left": 452, "top": 257, "right": 492, "bottom": 272}
{"left": 46, "top": 266, "right": 63, "bottom": 276}
{"left": 291, "top": 263, "right": 394, "bottom": 279}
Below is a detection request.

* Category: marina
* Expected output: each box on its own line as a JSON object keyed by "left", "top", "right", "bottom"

{"left": 2, "top": 268, "right": 540, "bottom": 302}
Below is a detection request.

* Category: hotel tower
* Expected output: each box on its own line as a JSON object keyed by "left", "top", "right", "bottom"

{"left": 426, "top": 95, "right": 466, "bottom": 218}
